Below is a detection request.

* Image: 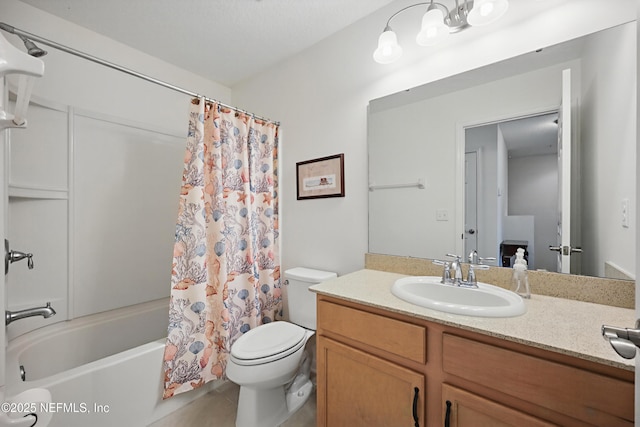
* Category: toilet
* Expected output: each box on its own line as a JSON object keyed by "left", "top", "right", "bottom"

{"left": 226, "top": 267, "right": 337, "bottom": 427}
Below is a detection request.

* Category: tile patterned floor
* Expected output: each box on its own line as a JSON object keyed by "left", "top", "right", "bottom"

{"left": 147, "top": 381, "right": 316, "bottom": 427}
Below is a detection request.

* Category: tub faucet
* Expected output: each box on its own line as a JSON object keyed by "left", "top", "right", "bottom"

{"left": 6, "top": 302, "right": 56, "bottom": 326}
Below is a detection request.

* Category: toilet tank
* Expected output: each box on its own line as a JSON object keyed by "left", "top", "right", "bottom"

{"left": 284, "top": 267, "right": 337, "bottom": 330}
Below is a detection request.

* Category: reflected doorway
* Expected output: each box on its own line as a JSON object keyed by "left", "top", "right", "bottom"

{"left": 465, "top": 112, "right": 560, "bottom": 271}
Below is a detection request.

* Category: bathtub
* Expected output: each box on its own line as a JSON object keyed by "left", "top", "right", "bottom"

{"left": 6, "top": 298, "right": 220, "bottom": 427}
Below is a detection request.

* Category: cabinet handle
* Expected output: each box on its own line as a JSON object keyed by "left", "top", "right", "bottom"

{"left": 444, "top": 400, "right": 452, "bottom": 427}
{"left": 412, "top": 387, "right": 420, "bottom": 427}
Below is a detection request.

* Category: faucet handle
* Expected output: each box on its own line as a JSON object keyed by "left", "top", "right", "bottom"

{"left": 467, "top": 250, "right": 496, "bottom": 265}
{"left": 432, "top": 259, "right": 452, "bottom": 284}
{"left": 465, "top": 263, "right": 490, "bottom": 287}
{"left": 8, "top": 250, "right": 33, "bottom": 267}
{"left": 4, "top": 239, "right": 34, "bottom": 274}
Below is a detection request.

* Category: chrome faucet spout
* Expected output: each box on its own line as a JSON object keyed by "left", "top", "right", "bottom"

{"left": 446, "top": 254, "right": 464, "bottom": 282}
{"left": 6, "top": 302, "right": 56, "bottom": 326}
{"left": 468, "top": 250, "right": 479, "bottom": 265}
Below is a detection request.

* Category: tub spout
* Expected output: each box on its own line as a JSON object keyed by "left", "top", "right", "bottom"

{"left": 6, "top": 302, "right": 56, "bottom": 326}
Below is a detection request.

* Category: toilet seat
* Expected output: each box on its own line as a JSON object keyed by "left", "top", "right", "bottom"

{"left": 230, "top": 322, "right": 308, "bottom": 366}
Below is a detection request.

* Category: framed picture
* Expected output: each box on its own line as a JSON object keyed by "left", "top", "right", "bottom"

{"left": 296, "top": 153, "right": 345, "bottom": 200}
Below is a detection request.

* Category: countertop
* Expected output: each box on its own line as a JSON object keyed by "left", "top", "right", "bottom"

{"left": 310, "top": 269, "right": 636, "bottom": 371}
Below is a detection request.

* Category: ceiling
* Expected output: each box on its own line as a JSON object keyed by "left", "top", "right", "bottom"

{"left": 17, "top": 0, "right": 395, "bottom": 87}
{"left": 499, "top": 113, "right": 559, "bottom": 158}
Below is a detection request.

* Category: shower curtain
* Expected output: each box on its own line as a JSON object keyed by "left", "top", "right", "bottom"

{"left": 163, "top": 99, "right": 281, "bottom": 398}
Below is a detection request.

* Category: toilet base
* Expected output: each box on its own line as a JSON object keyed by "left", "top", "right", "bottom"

{"left": 230, "top": 334, "right": 315, "bottom": 427}
{"left": 285, "top": 378, "right": 313, "bottom": 416}
{"left": 234, "top": 376, "right": 314, "bottom": 427}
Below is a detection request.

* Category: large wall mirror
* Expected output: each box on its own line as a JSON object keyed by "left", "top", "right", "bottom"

{"left": 368, "top": 21, "right": 636, "bottom": 281}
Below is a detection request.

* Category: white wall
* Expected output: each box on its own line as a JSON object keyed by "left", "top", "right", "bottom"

{"left": 367, "top": 91, "right": 464, "bottom": 258}
{"left": 232, "top": 0, "right": 636, "bottom": 276}
{"left": 508, "top": 154, "right": 558, "bottom": 271}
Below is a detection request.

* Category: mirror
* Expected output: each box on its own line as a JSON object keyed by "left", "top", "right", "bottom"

{"left": 368, "top": 22, "right": 636, "bottom": 280}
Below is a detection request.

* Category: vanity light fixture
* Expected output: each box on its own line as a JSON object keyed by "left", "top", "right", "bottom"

{"left": 373, "top": 0, "right": 509, "bottom": 64}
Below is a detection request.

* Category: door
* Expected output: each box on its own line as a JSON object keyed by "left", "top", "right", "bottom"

{"left": 316, "top": 337, "right": 424, "bottom": 427}
{"left": 636, "top": 9, "right": 640, "bottom": 419}
{"left": 442, "top": 384, "right": 555, "bottom": 427}
{"left": 464, "top": 151, "right": 478, "bottom": 256}
{"left": 553, "top": 68, "right": 574, "bottom": 273}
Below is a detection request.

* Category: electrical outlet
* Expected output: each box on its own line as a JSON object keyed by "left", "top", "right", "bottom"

{"left": 622, "top": 198, "right": 630, "bottom": 228}
{"left": 436, "top": 209, "right": 449, "bottom": 221}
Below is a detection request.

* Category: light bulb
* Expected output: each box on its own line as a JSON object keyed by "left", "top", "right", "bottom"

{"left": 373, "top": 29, "right": 403, "bottom": 64}
{"left": 416, "top": 8, "right": 450, "bottom": 47}
{"left": 467, "top": 0, "right": 509, "bottom": 26}
{"left": 479, "top": 2, "right": 494, "bottom": 16}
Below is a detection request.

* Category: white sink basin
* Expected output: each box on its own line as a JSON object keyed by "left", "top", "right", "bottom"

{"left": 391, "top": 276, "right": 526, "bottom": 318}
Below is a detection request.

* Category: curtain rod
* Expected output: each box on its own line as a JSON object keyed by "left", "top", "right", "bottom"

{"left": 0, "top": 22, "right": 280, "bottom": 126}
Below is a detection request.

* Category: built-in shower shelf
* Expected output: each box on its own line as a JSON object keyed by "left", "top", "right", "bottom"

{"left": 9, "top": 184, "right": 68, "bottom": 200}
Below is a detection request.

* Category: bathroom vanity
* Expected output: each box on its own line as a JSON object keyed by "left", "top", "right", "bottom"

{"left": 311, "top": 269, "right": 635, "bottom": 426}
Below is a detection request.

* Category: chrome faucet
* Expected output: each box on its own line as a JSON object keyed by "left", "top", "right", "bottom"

{"left": 433, "top": 253, "right": 494, "bottom": 288}
{"left": 6, "top": 302, "right": 56, "bottom": 326}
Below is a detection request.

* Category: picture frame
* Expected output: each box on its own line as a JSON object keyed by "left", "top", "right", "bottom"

{"left": 296, "top": 153, "right": 345, "bottom": 200}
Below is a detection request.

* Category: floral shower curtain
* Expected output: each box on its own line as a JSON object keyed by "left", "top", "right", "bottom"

{"left": 163, "top": 99, "right": 281, "bottom": 399}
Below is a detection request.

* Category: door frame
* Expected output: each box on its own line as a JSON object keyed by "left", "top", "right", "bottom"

{"left": 464, "top": 149, "right": 480, "bottom": 257}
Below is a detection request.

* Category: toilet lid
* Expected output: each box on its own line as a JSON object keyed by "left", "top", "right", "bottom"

{"left": 230, "top": 322, "right": 308, "bottom": 366}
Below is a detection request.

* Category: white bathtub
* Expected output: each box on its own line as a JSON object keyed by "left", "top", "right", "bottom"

{"left": 6, "top": 298, "right": 219, "bottom": 427}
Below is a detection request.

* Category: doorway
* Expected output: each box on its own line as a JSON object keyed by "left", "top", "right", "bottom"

{"left": 464, "top": 112, "right": 559, "bottom": 271}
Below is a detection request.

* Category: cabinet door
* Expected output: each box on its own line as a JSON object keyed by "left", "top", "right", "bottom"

{"left": 317, "top": 337, "right": 425, "bottom": 427}
{"left": 442, "top": 384, "right": 556, "bottom": 427}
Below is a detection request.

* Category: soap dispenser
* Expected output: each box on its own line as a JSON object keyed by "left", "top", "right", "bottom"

{"left": 514, "top": 248, "right": 526, "bottom": 265}
{"left": 511, "top": 249, "right": 530, "bottom": 299}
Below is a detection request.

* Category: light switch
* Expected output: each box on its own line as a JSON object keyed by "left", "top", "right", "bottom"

{"left": 622, "top": 198, "right": 630, "bottom": 228}
{"left": 436, "top": 209, "right": 449, "bottom": 221}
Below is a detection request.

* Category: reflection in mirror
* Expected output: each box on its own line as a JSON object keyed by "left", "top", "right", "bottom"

{"left": 368, "top": 22, "right": 636, "bottom": 280}
{"left": 464, "top": 112, "right": 560, "bottom": 273}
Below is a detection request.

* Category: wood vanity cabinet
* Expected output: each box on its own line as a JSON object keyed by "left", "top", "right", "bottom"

{"left": 315, "top": 295, "right": 634, "bottom": 427}
{"left": 316, "top": 298, "right": 426, "bottom": 426}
